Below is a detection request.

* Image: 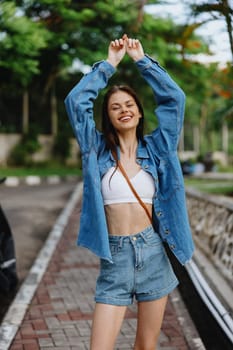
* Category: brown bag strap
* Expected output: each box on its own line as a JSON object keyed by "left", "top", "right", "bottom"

{"left": 117, "top": 161, "right": 153, "bottom": 224}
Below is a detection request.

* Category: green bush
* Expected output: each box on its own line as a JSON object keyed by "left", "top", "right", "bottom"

{"left": 8, "top": 125, "right": 41, "bottom": 166}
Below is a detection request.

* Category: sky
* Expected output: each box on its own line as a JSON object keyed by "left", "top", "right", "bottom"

{"left": 144, "top": 0, "right": 232, "bottom": 66}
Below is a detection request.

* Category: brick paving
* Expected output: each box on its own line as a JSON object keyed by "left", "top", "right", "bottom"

{"left": 6, "top": 198, "right": 205, "bottom": 350}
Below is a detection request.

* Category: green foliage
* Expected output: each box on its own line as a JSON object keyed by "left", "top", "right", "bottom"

{"left": 8, "top": 125, "right": 41, "bottom": 166}
{"left": 0, "top": 0, "right": 232, "bottom": 159}
{"left": 0, "top": 1, "right": 50, "bottom": 88}
{"left": 185, "top": 178, "right": 233, "bottom": 197}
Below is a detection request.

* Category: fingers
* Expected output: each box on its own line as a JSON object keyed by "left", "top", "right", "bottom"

{"left": 122, "top": 34, "right": 141, "bottom": 48}
{"left": 110, "top": 36, "right": 140, "bottom": 48}
{"left": 127, "top": 38, "right": 140, "bottom": 48}
{"left": 124, "top": 35, "right": 144, "bottom": 61}
{"left": 107, "top": 37, "right": 127, "bottom": 67}
{"left": 108, "top": 35, "right": 143, "bottom": 63}
{"left": 110, "top": 38, "right": 125, "bottom": 48}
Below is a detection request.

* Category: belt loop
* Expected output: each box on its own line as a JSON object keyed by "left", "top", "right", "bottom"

{"left": 139, "top": 232, "right": 147, "bottom": 243}
{"left": 119, "top": 237, "right": 124, "bottom": 249}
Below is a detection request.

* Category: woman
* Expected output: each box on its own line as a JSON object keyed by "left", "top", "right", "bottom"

{"left": 65, "top": 35, "right": 194, "bottom": 350}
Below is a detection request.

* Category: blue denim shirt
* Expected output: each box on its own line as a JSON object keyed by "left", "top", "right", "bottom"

{"left": 65, "top": 55, "right": 194, "bottom": 265}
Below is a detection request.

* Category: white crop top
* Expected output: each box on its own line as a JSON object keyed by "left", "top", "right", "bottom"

{"left": 101, "top": 167, "right": 155, "bottom": 205}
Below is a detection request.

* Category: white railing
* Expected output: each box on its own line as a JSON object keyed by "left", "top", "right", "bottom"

{"left": 186, "top": 188, "right": 233, "bottom": 343}
{"left": 186, "top": 188, "right": 233, "bottom": 286}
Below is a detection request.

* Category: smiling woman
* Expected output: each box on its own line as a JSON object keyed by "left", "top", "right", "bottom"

{"left": 108, "top": 90, "right": 141, "bottom": 126}
{"left": 64, "top": 34, "right": 194, "bottom": 350}
{"left": 102, "top": 85, "right": 144, "bottom": 151}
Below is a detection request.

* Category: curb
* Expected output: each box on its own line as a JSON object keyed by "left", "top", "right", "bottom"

{"left": 170, "top": 288, "right": 206, "bottom": 349}
{"left": 0, "top": 182, "right": 83, "bottom": 350}
{"left": 2, "top": 175, "right": 80, "bottom": 187}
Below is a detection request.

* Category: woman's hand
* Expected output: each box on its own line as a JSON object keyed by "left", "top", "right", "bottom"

{"left": 126, "top": 37, "right": 144, "bottom": 62}
{"left": 107, "top": 38, "right": 126, "bottom": 67}
{"left": 106, "top": 34, "right": 145, "bottom": 67}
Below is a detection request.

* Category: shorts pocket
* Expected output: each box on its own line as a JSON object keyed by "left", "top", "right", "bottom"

{"left": 109, "top": 242, "right": 121, "bottom": 257}
{"left": 144, "top": 231, "right": 162, "bottom": 247}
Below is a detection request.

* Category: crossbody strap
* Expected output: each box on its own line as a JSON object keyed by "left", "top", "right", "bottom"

{"left": 118, "top": 161, "right": 153, "bottom": 224}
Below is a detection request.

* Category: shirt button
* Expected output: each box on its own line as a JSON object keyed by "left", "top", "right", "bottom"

{"left": 170, "top": 244, "right": 176, "bottom": 250}
{"left": 157, "top": 211, "right": 162, "bottom": 217}
{"left": 165, "top": 229, "right": 170, "bottom": 234}
{"left": 132, "top": 237, "right": 137, "bottom": 241}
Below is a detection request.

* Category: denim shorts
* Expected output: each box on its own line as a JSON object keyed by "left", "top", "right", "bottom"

{"left": 95, "top": 225, "right": 178, "bottom": 306}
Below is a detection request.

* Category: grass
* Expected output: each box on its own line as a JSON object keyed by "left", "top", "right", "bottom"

{"left": 217, "top": 165, "right": 233, "bottom": 173}
{"left": 0, "top": 165, "right": 82, "bottom": 178}
{"left": 185, "top": 178, "right": 233, "bottom": 197}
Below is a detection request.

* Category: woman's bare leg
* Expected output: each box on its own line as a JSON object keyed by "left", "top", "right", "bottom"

{"left": 90, "top": 303, "right": 127, "bottom": 350}
{"left": 133, "top": 296, "right": 168, "bottom": 350}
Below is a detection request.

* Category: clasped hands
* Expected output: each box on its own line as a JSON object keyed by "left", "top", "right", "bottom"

{"left": 107, "top": 34, "right": 144, "bottom": 67}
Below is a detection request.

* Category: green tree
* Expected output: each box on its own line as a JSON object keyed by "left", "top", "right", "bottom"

{"left": 2, "top": 0, "right": 231, "bottom": 162}
{"left": 15, "top": 0, "right": 143, "bottom": 135}
{"left": 0, "top": 0, "right": 50, "bottom": 132}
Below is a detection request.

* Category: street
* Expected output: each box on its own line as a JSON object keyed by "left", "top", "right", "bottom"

{"left": 0, "top": 180, "right": 78, "bottom": 283}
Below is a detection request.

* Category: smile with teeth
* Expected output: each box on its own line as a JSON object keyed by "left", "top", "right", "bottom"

{"left": 119, "top": 115, "right": 132, "bottom": 122}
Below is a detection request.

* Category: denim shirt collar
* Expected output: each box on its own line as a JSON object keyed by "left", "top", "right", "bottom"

{"left": 137, "top": 139, "right": 150, "bottom": 159}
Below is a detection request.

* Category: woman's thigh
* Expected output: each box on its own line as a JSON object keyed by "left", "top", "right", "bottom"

{"left": 90, "top": 303, "right": 127, "bottom": 350}
{"left": 134, "top": 296, "right": 168, "bottom": 350}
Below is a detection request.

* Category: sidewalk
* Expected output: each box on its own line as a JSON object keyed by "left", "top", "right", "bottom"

{"left": 0, "top": 183, "right": 205, "bottom": 350}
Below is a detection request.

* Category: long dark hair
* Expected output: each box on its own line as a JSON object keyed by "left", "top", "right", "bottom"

{"left": 101, "top": 85, "right": 144, "bottom": 160}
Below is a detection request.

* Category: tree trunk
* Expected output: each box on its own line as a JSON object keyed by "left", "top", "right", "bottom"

{"left": 222, "top": 122, "right": 228, "bottom": 153}
{"left": 179, "top": 127, "right": 184, "bottom": 152}
{"left": 222, "top": 0, "right": 233, "bottom": 63}
{"left": 134, "top": 0, "right": 147, "bottom": 31}
{"left": 22, "top": 90, "right": 29, "bottom": 134}
{"left": 51, "top": 86, "right": 58, "bottom": 136}
{"left": 193, "top": 126, "right": 200, "bottom": 154}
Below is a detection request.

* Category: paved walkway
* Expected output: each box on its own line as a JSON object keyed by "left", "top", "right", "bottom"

{"left": 0, "top": 183, "right": 205, "bottom": 350}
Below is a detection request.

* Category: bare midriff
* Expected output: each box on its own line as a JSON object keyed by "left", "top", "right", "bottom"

{"left": 104, "top": 202, "right": 152, "bottom": 236}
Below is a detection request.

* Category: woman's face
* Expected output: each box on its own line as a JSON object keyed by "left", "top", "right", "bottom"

{"left": 107, "top": 91, "right": 142, "bottom": 132}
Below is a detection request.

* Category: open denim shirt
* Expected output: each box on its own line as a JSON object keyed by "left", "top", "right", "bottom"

{"left": 65, "top": 55, "right": 194, "bottom": 265}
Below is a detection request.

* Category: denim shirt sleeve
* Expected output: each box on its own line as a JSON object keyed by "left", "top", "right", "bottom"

{"left": 136, "top": 55, "right": 186, "bottom": 152}
{"left": 64, "top": 61, "right": 116, "bottom": 154}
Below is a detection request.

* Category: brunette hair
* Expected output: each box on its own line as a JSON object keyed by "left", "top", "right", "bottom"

{"left": 101, "top": 85, "right": 144, "bottom": 159}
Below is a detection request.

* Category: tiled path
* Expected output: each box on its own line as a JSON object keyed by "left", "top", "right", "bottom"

{"left": 0, "top": 183, "right": 205, "bottom": 350}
